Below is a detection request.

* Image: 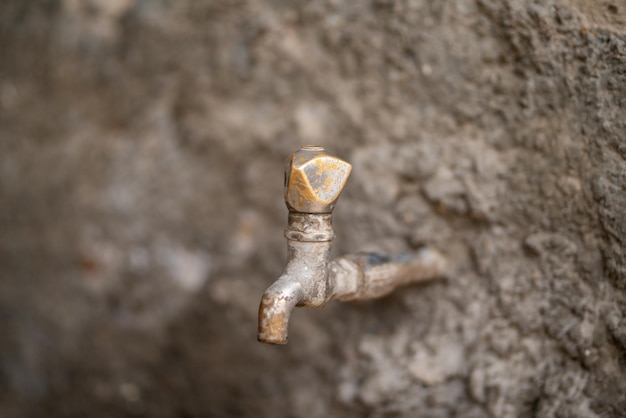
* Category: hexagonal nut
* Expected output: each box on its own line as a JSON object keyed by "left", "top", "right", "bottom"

{"left": 285, "top": 146, "right": 352, "bottom": 213}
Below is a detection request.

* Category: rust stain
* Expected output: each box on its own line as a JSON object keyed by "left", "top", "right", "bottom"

{"left": 265, "top": 312, "right": 287, "bottom": 338}
{"left": 321, "top": 175, "right": 335, "bottom": 195}
{"left": 289, "top": 166, "right": 318, "bottom": 206}
{"left": 259, "top": 297, "right": 288, "bottom": 343}
{"left": 311, "top": 156, "right": 342, "bottom": 174}
{"left": 78, "top": 256, "right": 100, "bottom": 274}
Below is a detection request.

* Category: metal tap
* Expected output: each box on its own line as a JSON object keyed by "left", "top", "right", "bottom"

{"left": 258, "top": 146, "right": 446, "bottom": 345}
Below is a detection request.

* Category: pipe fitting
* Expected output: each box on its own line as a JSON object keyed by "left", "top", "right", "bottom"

{"left": 258, "top": 146, "right": 446, "bottom": 345}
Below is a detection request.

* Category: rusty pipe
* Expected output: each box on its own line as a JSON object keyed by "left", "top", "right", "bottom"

{"left": 330, "top": 249, "right": 446, "bottom": 302}
{"left": 257, "top": 146, "right": 446, "bottom": 345}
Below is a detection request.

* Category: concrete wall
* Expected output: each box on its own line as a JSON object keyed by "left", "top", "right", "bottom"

{"left": 1, "top": 0, "right": 625, "bottom": 416}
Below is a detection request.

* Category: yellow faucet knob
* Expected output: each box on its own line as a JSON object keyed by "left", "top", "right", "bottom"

{"left": 285, "top": 146, "right": 352, "bottom": 214}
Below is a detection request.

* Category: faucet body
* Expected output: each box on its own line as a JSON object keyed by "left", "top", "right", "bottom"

{"left": 258, "top": 213, "right": 334, "bottom": 344}
{"left": 258, "top": 146, "right": 446, "bottom": 345}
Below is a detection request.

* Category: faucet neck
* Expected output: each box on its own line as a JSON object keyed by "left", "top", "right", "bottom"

{"left": 284, "top": 212, "right": 334, "bottom": 243}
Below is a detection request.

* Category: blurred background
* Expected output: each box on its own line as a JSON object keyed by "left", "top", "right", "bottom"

{"left": 1, "top": 0, "right": 625, "bottom": 417}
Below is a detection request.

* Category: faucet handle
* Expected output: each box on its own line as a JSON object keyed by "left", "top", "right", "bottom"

{"left": 285, "top": 146, "right": 352, "bottom": 214}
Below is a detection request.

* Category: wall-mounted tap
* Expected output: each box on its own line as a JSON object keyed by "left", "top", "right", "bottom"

{"left": 258, "top": 146, "right": 446, "bottom": 345}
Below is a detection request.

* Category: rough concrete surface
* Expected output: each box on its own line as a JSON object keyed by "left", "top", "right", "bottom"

{"left": 0, "top": 0, "right": 625, "bottom": 417}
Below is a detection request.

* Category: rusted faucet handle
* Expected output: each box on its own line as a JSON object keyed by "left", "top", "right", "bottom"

{"left": 285, "top": 146, "right": 352, "bottom": 214}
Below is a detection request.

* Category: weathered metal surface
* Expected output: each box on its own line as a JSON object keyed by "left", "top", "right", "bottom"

{"left": 258, "top": 146, "right": 446, "bottom": 345}
{"left": 284, "top": 145, "right": 351, "bottom": 214}
{"left": 330, "top": 249, "right": 446, "bottom": 302}
{"left": 284, "top": 212, "right": 334, "bottom": 242}
{"left": 258, "top": 278, "right": 303, "bottom": 345}
{"left": 258, "top": 237, "right": 333, "bottom": 345}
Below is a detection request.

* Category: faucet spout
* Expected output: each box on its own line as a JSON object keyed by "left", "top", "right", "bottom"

{"left": 257, "top": 212, "right": 335, "bottom": 344}
{"left": 257, "top": 213, "right": 334, "bottom": 344}
{"left": 258, "top": 276, "right": 303, "bottom": 344}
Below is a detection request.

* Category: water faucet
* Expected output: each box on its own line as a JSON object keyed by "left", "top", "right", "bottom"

{"left": 258, "top": 146, "right": 446, "bottom": 345}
